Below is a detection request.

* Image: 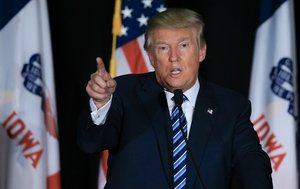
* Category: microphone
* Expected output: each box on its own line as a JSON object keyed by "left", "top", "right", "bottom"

{"left": 173, "top": 89, "right": 207, "bottom": 189}
{"left": 173, "top": 89, "right": 183, "bottom": 107}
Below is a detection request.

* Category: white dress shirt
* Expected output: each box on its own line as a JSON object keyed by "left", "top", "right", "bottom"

{"left": 90, "top": 79, "right": 200, "bottom": 137}
{"left": 164, "top": 80, "right": 199, "bottom": 138}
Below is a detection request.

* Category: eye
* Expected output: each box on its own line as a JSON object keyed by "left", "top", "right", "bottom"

{"left": 157, "top": 45, "right": 169, "bottom": 52}
{"left": 179, "top": 42, "right": 190, "bottom": 49}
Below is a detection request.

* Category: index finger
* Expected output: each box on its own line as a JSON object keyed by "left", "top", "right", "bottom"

{"left": 96, "top": 57, "right": 107, "bottom": 74}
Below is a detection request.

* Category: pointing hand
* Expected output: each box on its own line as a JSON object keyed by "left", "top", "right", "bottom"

{"left": 86, "top": 57, "right": 117, "bottom": 109}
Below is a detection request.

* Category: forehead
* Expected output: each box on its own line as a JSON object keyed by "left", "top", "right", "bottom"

{"left": 152, "top": 27, "right": 197, "bottom": 44}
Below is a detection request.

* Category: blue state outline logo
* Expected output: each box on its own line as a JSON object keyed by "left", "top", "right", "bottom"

{"left": 21, "top": 53, "right": 44, "bottom": 98}
{"left": 269, "top": 57, "right": 297, "bottom": 119}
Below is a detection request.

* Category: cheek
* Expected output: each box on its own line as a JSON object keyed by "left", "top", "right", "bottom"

{"left": 153, "top": 57, "right": 169, "bottom": 70}
{"left": 186, "top": 61, "right": 200, "bottom": 75}
{"left": 150, "top": 55, "right": 164, "bottom": 68}
{"left": 155, "top": 64, "right": 168, "bottom": 74}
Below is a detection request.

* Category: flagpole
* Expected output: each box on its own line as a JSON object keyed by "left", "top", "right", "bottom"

{"left": 109, "top": 0, "right": 122, "bottom": 77}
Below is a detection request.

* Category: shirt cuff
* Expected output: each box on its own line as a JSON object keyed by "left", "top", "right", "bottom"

{"left": 89, "top": 97, "right": 112, "bottom": 125}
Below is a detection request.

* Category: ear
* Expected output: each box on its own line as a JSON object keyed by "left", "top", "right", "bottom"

{"left": 198, "top": 43, "right": 207, "bottom": 63}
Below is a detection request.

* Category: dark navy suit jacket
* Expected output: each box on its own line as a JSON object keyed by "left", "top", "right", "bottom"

{"left": 77, "top": 72, "right": 273, "bottom": 189}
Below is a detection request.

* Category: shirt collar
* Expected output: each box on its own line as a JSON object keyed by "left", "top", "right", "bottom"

{"left": 165, "top": 79, "right": 200, "bottom": 107}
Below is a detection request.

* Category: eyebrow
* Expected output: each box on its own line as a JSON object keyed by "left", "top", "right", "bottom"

{"left": 154, "top": 37, "right": 191, "bottom": 46}
{"left": 178, "top": 37, "right": 191, "bottom": 43}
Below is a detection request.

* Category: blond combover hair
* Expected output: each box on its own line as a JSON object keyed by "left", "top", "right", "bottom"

{"left": 144, "top": 8, "right": 206, "bottom": 51}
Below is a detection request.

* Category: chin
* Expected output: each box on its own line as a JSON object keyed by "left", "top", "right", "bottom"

{"left": 169, "top": 85, "right": 184, "bottom": 91}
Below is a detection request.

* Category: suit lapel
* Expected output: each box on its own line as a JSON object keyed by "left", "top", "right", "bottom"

{"left": 136, "top": 73, "right": 173, "bottom": 188}
{"left": 186, "top": 78, "right": 217, "bottom": 189}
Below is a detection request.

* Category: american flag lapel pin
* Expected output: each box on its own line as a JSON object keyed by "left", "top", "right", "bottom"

{"left": 207, "top": 108, "right": 213, "bottom": 115}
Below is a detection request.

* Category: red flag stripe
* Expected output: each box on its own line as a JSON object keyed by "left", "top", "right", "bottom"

{"left": 47, "top": 172, "right": 61, "bottom": 189}
{"left": 101, "top": 150, "right": 109, "bottom": 177}
{"left": 122, "top": 40, "right": 149, "bottom": 74}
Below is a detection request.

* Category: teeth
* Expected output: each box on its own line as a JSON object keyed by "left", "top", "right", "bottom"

{"left": 171, "top": 68, "right": 181, "bottom": 74}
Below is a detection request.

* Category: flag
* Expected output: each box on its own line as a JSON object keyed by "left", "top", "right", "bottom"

{"left": 98, "top": 0, "right": 166, "bottom": 188}
{"left": 109, "top": 0, "right": 166, "bottom": 77}
{"left": 249, "top": 0, "right": 298, "bottom": 188}
{"left": 0, "top": 0, "right": 61, "bottom": 189}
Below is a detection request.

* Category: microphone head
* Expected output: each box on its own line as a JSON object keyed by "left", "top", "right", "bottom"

{"left": 173, "top": 89, "right": 183, "bottom": 106}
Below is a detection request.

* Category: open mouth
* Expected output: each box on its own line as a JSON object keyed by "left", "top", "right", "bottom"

{"left": 170, "top": 68, "right": 182, "bottom": 76}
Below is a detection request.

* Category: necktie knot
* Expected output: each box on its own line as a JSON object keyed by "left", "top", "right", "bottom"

{"left": 171, "top": 94, "right": 188, "bottom": 105}
{"left": 171, "top": 94, "right": 188, "bottom": 101}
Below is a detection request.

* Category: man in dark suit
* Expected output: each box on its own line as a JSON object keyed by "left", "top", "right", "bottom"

{"left": 78, "top": 8, "right": 273, "bottom": 189}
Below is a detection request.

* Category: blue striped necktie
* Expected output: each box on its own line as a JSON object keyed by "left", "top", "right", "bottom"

{"left": 171, "top": 95, "right": 188, "bottom": 189}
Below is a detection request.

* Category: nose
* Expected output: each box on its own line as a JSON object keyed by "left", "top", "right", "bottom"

{"left": 169, "top": 47, "right": 179, "bottom": 63}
